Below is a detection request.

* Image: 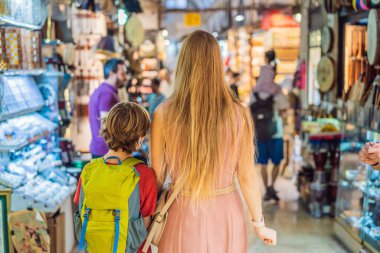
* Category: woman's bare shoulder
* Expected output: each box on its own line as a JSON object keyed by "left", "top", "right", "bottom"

{"left": 152, "top": 101, "right": 170, "bottom": 125}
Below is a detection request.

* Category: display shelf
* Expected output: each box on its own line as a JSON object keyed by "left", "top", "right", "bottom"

{"left": 1, "top": 70, "right": 64, "bottom": 77}
{"left": 1, "top": 69, "right": 46, "bottom": 76}
{"left": 0, "top": 16, "right": 43, "bottom": 30}
{"left": 0, "top": 106, "right": 43, "bottom": 122}
{"left": 339, "top": 179, "right": 380, "bottom": 200}
{"left": 336, "top": 216, "right": 362, "bottom": 242}
{"left": 10, "top": 187, "right": 76, "bottom": 213}
{"left": 42, "top": 39, "right": 62, "bottom": 47}
{"left": 334, "top": 219, "right": 363, "bottom": 252}
{"left": 339, "top": 179, "right": 365, "bottom": 191}
{"left": 364, "top": 236, "right": 380, "bottom": 253}
{"left": 0, "top": 129, "right": 57, "bottom": 152}
{"left": 0, "top": 141, "right": 28, "bottom": 152}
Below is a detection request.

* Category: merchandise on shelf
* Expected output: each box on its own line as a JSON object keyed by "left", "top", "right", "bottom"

{"left": 0, "top": 136, "right": 77, "bottom": 210}
{"left": 0, "top": 76, "right": 45, "bottom": 119}
{"left": 0, "top": 113, "right": 58, "bottom": 150}
{"left": 228, "top": 25, "right": 300, "bottom": 102}
{"left": 0, "top": 27, "right": 42, "bottom": 70}
{"left": 9, "top": 210, "right": 50, "bottom": 253}
{"left": 298, "top": 118, "right": 342, "bottom": 218}
{"left": 0, "top": 0, "right": 47, "bottom": 29}
{"left": 227, "top": 28, "right": 252, "bottom": 99}
{"left": 71, "top": 9, "right": 106, "bottom": 119}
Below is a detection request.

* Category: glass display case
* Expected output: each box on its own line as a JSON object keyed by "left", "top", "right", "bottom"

{"left": 335, "top": 122, "right": 380, "bottom": 253}
{"left": 362, "top": 129, "right": 380, "bottom": 253}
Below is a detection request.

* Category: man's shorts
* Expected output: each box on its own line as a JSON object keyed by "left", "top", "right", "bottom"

{"left": 256, "top": 138, "right": 284, "bottom": 165}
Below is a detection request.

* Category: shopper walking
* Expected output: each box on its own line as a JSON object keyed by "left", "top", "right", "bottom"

{"left": 148, "top": 78, "right": 166, "bottom": 118}
{"left": 150, "top": 30, "right": 276, "bottom": 253}
{"left": 250, "top": 50, "right": 289, "bottom": 202}
{"left": 89, "top": 58, "right": 127, "bottom": 158}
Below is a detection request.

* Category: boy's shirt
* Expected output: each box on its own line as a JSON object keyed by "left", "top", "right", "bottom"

{"left": 74, "top": 162, "right": 157, "bottom": 253}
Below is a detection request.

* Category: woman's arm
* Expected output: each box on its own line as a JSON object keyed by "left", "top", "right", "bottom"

{"left": 237, "top": 108, "right": 276, "bottom": 246}
{"left": 236, "top": 111, "right": 263, "bottom": 223}
{"left": 150, "top": 105, "right": 166, "bottom": 192}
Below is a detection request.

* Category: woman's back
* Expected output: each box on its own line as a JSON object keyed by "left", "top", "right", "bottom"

{"left": 157, "top": 102, "right": 248, "bottom": 253}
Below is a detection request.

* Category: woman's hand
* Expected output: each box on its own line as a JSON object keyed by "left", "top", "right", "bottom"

{"left": 255, "top": 227, "right": 277, "bottom": 246}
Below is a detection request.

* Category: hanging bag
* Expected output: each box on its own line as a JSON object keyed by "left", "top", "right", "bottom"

{"left": 141, "top": 182, "right": 183, "bottom": 252}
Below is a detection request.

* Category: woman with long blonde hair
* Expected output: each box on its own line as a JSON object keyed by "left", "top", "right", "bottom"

{"left": 150, "top": 30, "right": 277, "bottom": 252}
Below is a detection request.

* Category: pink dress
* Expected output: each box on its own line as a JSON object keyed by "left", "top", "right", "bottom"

{"left": 158, "top": 167, "right": 247, "bottom": 252}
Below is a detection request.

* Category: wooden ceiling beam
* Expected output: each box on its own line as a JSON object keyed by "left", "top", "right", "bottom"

{"left": 162, "top": 4, "right": 295, "bottom": 13}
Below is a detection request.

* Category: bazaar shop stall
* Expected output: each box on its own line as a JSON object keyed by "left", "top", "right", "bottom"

{"left": 67, "top": 7, "right": 163, "bottom": 153}
{"left": 333, "top": 4, "right": 380, "bottom": 253}
{"left": 0, "top": 1, "right": 79, "bottom": 252}
{"left": 227, "top": 11, "right": 300, "bottom": 103}
{"left": 299, "top": 1, "right": 380, "bottom": 252}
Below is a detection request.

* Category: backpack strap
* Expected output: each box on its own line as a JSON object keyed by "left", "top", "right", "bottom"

{"left": 113, "top": 209, "right": 121, "bottom": 253}
{"left": 78, "top": 208, "right": 91, "bottom": 251}
{"left": 104, "top": 156, "right": 122, "bottom": 165}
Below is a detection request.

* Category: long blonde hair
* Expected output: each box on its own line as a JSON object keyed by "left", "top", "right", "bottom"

{"left": 163, "top": 30, "right": 254, "bottom": 200}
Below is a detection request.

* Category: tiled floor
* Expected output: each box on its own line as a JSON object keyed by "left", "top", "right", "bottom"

{"left": 244, "top": 174, "right": 348, "bottom": 253}
{"left": 246, "top": 201, "right": 348, "bottom": 253}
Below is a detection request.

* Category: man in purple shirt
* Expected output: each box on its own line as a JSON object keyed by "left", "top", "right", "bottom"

{"left": 89, "top": 58, "right": 127, "bottom": 157}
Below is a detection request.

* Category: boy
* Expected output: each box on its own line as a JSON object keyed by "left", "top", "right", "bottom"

{"left": 74, "top": 102, "right": 157, "bottom": 253}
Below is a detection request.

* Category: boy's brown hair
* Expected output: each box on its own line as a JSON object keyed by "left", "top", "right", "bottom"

{"left": 100, "top": 102, "right": 150, "bottom": 153}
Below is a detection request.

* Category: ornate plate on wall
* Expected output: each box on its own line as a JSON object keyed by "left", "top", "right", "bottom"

{"left": 367, "top": 9, "right": 380, "bottom": 66}
{"left": 321, "top": 26, "right": 334, "bottom": 54}
{"left": 317, "top": 56, "right": 335, "bottom": 93}
{"left": 125, "top": 14, "right": 145, "bottom": 48}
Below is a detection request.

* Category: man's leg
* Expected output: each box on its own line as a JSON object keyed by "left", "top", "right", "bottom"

{"left": 268, "top": 139, "right": 284, "bottom": 202}
{"left": 257, "top": 140, "right": 271, "bottom": 201}
{"left": 262, "top": 164, "right": 269, "bottom": 188}
{"left": 272, "top": 164, "right": 280, "bottom": 186}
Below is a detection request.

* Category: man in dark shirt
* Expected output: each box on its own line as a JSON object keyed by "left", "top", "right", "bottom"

{"left": 89, "top": 59, "right": 127, "bottom": 158}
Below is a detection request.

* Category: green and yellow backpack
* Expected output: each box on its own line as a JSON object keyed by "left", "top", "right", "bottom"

{"left": 74, "top": 157, "right": 147, "bottom": 253}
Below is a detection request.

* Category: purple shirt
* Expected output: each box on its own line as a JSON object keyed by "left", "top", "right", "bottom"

{"left": 89, "top": 82, "right": 119, "bottom": 155}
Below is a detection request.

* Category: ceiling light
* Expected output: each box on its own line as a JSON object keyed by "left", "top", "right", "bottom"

{"left": 118, "top": 9, "right": 128, "bottom": 26}
{"left": 162, "top": 29, "right": 169, "bottom": 37}
{"left": 294, "top": 13, "right": 302, "bottom": 23}
{"left": 235, "top": 14, "right": 245, "bottom": 22}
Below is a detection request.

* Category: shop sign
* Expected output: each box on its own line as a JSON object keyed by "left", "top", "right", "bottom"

{"left": 184, "top": 13, "right": 201, "bottom": 27}
{"left": 261, "top": 11, "right": 299, "bottom": 30}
